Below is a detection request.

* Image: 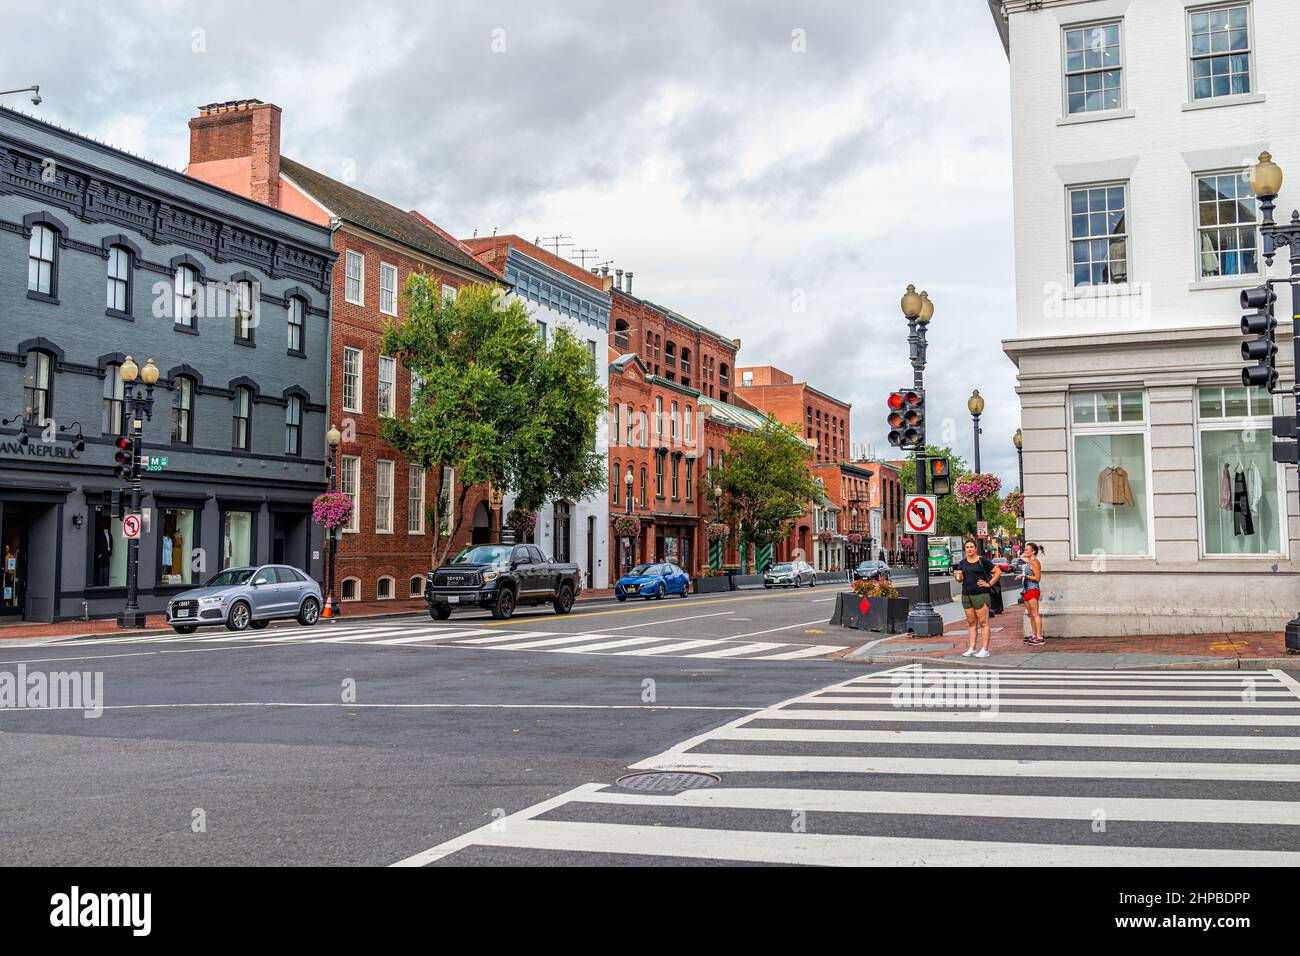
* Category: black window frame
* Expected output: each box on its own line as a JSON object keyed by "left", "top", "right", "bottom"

{"left": 106, "top": 244, "right": 132, "bottom": 317}
{"left": 22, "top": 350, "right": 53, "bottom": 425}
{"left": 232, "top": 386, "right": 252, "bottom": 451}
{"left": 287, "top": 296, "right": 306, "bottom": 356}
{"left": 27, "top": 223, "right": 59, "bottom": 301}
{"left": 172, "top": 375, "right": 195, "bottom": 445}
{"left": 285, "top": 395, "right": 303, "bottom": 457}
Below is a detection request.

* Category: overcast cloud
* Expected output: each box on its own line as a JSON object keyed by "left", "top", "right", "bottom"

{"left": 2, "top": 0, "right": 1021, "bottom": 486}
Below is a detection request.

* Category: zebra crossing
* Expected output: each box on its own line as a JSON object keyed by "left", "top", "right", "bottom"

{"left": 395, "top": 663, "right": 1300, "bottom": 866}
{"left": 47, "top": 618, "right": 851, "bottom": 662}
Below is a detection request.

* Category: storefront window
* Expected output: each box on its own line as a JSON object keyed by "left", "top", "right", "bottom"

{"left": 1197, "top": 387, "right": 1282, "bottom": 555}
{"left": 159, "top": 508, "right": 196, "bottom": 586}
{"left": 90, "top": 504, "right": 127, "bottom": 588}
{"left": 1071, "top": 391, "right": 1149, "bottom": 557}
{"left": 222, "top": 511, "right": 253, "bottom": 569}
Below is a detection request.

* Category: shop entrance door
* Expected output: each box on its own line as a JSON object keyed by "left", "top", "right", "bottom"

{"left": 0, "top": 505, "right": 31, "bottom": 618}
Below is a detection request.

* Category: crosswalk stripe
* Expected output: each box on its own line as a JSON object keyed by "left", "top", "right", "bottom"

{"left": 756, "top": 645, "right": 843, "bottom": 660}
{"left": 823, "top": 685, "right": 1292, "bottom": 697}
{"left": 372, "top": 630, "right": 485, "bottom": 645}
{"left": 715, "top": 726, "right": 1300, "bottom": 750}
{"left": 628, "top": 752, "right": 1300, "bottom": 781}
{"left": 552, "top": 636, "right": 676, "bottom": 653}
{"left": 564, "top": 787, "right": 1300, "bottom": 826}
{"left": 805, "top": 695, "right": 1300, "bottom": 709}
{"left": 613, "top": 639, "right": 734, "bottom": 656}
{"left": 308, "top": 628, "right": 479, "bottom": 644}
{"left": 453, "top": 631, "right": 560, "bottom": 645}
{"left": 843, "top": 679, "right": 1288, "bottom": 689}
{"left": 764, "top": 708, "right": 1300, "bottom": 725}
{"left": 423, "top": 818, "right": 1300, "bottom": 867}
{"left": 473, "top": 633, "right": 657, "bottom": 651}
{"left": 854, "top": 669, "right": 1279, "bottom": 678}
{"left": 687, "top": 642, "right": 789, "bottom": 659}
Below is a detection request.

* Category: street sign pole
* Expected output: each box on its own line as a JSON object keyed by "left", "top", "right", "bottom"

{"left": 117, "top": 419, "right": 146, "bottom": 628}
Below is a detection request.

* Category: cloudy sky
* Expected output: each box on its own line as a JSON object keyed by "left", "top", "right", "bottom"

{"left": 3, "top": 0, "right": 1020, "bottom": 486}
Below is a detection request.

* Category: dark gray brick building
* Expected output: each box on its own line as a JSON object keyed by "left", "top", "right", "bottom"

{"left": 0, "top": 107, "right": 333, "bottom": 622}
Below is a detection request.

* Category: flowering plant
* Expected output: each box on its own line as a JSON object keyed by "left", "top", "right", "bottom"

{"left": 847, "top": 532, "right": 863, "bottom": 544}
{"left": 312, "top": 492, "right": 353, "bottom": 530}
{"left": 506, "top": 508, "right": 537, "bottom": 535}
{"left": 954, "top": 472, "right": 1002, "bottom": 505}
{"left": 817, "top": 530, "right": 835, "bottom": 544}
{"left": 1002, "top": 491, "right": 1024, "bottom": 517}
{"left": 706, "top": 521, "right": 730, "bottom": 542}
{"left": 852, "top": 577, "right": 899, "bottom": 599}
{"left": 614, "top": 514, "right": 641, "bottom": 538}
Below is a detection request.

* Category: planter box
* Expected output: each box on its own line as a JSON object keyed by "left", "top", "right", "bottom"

{"left": 694, "top": 576, "right": 732, "bottom": 594}
{"left": 730, "top": 573, "right": 766, "bottom": 590}
{"left": 830, "top": 592, "right": 911, "bottom": 634}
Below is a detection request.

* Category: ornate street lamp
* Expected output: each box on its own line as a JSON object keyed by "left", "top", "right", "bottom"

{"left": 968, "top": 389, "right": 986, "bottom": 556}
{"left": 1013, "top": 428, "right": 1024, "bottom": 545}
{"left": 901, "top": 286, "right": 942, "bottom": 637}
{"left": 324, "top": 424, "right": 342, "bottom": 620}
{"left": 116, "top": 356, "right": 159, "bottom": 628}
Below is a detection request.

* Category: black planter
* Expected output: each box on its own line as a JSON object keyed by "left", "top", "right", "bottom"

{"left": 695, "top": 576, "right": 732, "bottom": 594}
{"left": 830, "top": 592, "right": 911, "bottom": 634}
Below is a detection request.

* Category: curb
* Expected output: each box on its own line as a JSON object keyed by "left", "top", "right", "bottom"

{"left": 842, "top": 650, "right": 1300, "bottom": 671}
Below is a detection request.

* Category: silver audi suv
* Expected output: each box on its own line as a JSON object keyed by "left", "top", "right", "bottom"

{"left": 166, "top": 565, "right": 323, "bottom": 633}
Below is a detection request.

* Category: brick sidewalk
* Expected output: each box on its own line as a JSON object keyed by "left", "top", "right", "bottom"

{"left": 0, "top": 588, "right": 618, "bottom": 641}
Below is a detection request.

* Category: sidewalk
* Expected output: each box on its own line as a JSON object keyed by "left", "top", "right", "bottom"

{"left": 0, "top": 588, "right": 618, "bottom": 642}
{"left": 840, "top": 604, "right": 1300, "bottom": 670}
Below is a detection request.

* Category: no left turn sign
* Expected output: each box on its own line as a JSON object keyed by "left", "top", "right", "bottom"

{"left": 903, "top": 494, "right": 937, "bottom": 535}
{"left": 122, "top": 514, "right": 142, "bottom": 540}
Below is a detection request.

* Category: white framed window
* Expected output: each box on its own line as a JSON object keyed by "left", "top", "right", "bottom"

{"left": 684, "top": 405, "right": 693, "bottom": 446}
{"left": 232, "top": 386, "right": 252, "bottom": 451}
{"left": 285, "top": 396, "right": 303, "bottom": 456}
{"left": 655, "top": 397, "right": 663, "bottom": 437}
{"left": 537, "top": 320, "right": 547, "bottom": 343}
{"left": 1196, "top": 386, "right": 1285, "bottom": 556}
{"left": 670, "top": 400, "right": 678, "bottom": 441}
{"left": 340, "top": 455, "right": 361, "bottom": 532}
{"left": 29, "top": 224, "right": 57, "bottom": 295}
{"left": 376, "top": 576, "right": 394, "bottom": 600}
{"left": 1195, "top": 170, "right": 1259, "bottom": 278}
{"left": 1069, "top": 390, "right": 1152, "bottom": 559}
{"left": 1063, "top": 21, "right": 1122, "bottom": 115}
{"left": 439, "top": 466, "right": 455, "bottom": 536}
{"left": 409, "top": 575, "right": 424, "bottom": 598}
{"left": 287, "top": 297, "right": 305, "bottom": 353}
{"left": 612, "top": 403, "right": 621, "bottom": 445}
{"left": 378, "top": 355, "right": 396, "bottom": 418}
{"left": 380, "top": 262, "right": 397, "bottom": 316}
{"left": 174, "top": 264, "right": 199, "bottom": 327}
{"left": 441, "top": 283, "right": 457, "bottom": 303}
{"left": 408, "top": 465, "right": 425, "bottom": 534}
{"left": 342, "top": 347, "right": 362, "bottom": 413}
{"left": 345, "top": 250, "right": 364, "bottom": 305}
{"left": 1068, "top": 183, "right": 1128, "bottom": 287}
{"left": 1188, "top": 4, "right": 1252, "bottom": 101}
{"left": 375, "top": 459, "right": 394, "bottom": 533}
{"left": 102, "top": 365, "right": 124, "bottom": 436}
{"left": 341, "top": 577, "right": 361, "bottom": 602}
{"left": 409, "top": 370, "right": 424, "bottom": 420}
{"left": 106, "top": 245, "right": 130, "bottom": 313}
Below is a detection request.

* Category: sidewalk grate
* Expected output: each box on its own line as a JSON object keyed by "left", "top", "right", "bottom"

{"left": 615, "top": 771, "right": 720, "bottom": 793}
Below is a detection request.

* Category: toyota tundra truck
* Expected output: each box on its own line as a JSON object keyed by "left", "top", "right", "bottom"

{"left": 424, "top": 542, "right": 582, "bottom": 620}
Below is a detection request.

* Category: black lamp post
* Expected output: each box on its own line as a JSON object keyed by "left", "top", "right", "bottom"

{"left": 902, "top": 285, "right": 942, "bottom": 637}
{"left": 1013, "top": 428, "right": 1024, "bottom": 546}
{"left": 116, "top": 356, "right": 159, "bottom": 628}
{"left": 968, "top": 389, "right": 986, "bottom": 556}
{"left": 1247, "top": 151, "right": 1300, "bottom": 653}
{"left": 325, "top": 423, "right": 341, "bottom": 620}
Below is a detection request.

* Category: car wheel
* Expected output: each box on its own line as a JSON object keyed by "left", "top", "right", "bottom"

{"left": 656, "top": 582, "right": 666, "bottom": 600}
{"left": 297, "top": 597, "right": 320, "bottom": 626}
{"left": 809, "top": 576, "right": 817, "bottom": 588}
{"left": 491, "top": 587, "right": 516, "bottom": 620}
{"left": 680, "top": 581, "right": 690, "bottom": 597}
{"left": 225, "top": 601, "right": 251, "bottom": 632}
{"left": 615, "top": 593, "right": 627, "bottom": 603}
{"left": 249, "top": 619, "right": 270, "bottom": 630}
{"left": 172, "top": 625, "right": 197, "bottom": 634}
{"left": 429, "top": 605, "right": 452, "bottom": 620}
{"left": 553, "top": 583, "right": 575, "bottom": 615}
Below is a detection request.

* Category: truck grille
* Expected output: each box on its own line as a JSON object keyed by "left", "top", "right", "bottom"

{"left": 434, "top": 569, "right": 480, "bottom": 588}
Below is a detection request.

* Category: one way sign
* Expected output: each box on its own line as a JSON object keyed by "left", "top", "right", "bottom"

{"left": 904, "top": 494, "right": 938, "bottom": 535}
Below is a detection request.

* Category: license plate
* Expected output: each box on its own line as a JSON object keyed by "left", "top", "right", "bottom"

{"left": 176, "top": 609, "right": 191, "bottom": 618}
{"left": 626, "top": 585, "right": 638, "bottom": 593}
{"left": 446, "top": 595, "right": 460, "bottom": 604}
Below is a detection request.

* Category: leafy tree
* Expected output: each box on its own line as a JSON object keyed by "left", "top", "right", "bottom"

{"left": 899, "top": 444, "right": 1017, "bottom": 541}
{"left": 380, "top": 277, "right": 606, "bottom": 566}
{"left": 712, "top": 419, "right": 821, "bottom": 572}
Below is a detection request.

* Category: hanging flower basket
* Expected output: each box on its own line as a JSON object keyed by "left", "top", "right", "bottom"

{"left": 847, "top": 532, "right": 863, "bottom": 544}
{"left": 614, "top": 514, "right": 641, "bottom": 538}
{"left": 899, "top": 536, "right": 914, "bottom": 548}
{"left": 1002, "top": 491, "right": 1024, "bottom": 517}
{"left": 506, "top": 508, "right": 537, "bottom": 536}
{"left": 954, "top": 472, "right": 1002, "bottom": 506}
{"left": 706, "top": 521, "right": 730, "bottom": 542}
{"left": 817, "top": 530, "right": 835, "bottom": 544}
{"left": 312, "top": 492, "right": 353, "bottom": 530}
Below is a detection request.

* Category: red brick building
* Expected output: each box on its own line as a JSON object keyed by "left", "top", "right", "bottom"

{"left": 186, "top": 99, "right": 502, "bottom": 604}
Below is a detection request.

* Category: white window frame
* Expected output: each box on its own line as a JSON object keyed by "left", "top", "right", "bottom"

{"left": 377, "top": 355, "right": 396, "bottom": 418}
{"left": 340, "top": 454, "right": 361, "bottom": 533}
{"left": 341, "top": 576, "right": 361, "bottom": 602}
{"left": 409, "top": 575, "right": 424, "bottom": 598}
{"left": 1066, "top": 181, "right": 1131, "bottom": 288}
{"left": 1061, "top": 19, "right": 1125, "bottom": 117}
{"left": 1193, "top": 385, "right": 1288, "bottom": 559}
{"left": 409, "top": 370, "right": 423, "bottom": 420}
{"left": 408, "top": 464, "right": 425, "bottom": 534}
{"left": 342, "top": 347, "right": 363, "bottom": 414}
{"left": 345, "top": 251, "right": 364, "bottom": 305}
{"left": 439, "top": 466, "right": 456, "bottom": 537}
{"left": 106, "top": 245, "right": 130, "bottom": 312}
{"left": 375, "top": 459, "right": 394, "bottom": 533}
{"left": 1065, "top": 389, "right": 1155, "bottom": 561}
{"left": 1192, "top": 168, "right": 1260, "bottom": 281}
{"left": 1186, "top": 3, "right": 1255, "bottom": 104}
{"left": 376, "top": 575, "right": 395, "bottom": 600}
{"left": 441, "top": 283, "right": 457, "bottom": 303}
{"left": 379, "top": 262, "right": 398, "bottom": 316}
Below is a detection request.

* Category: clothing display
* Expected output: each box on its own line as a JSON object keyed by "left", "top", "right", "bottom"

{"left": 1219, "top": 463, "right": 1231, "bottom": 510}
{"left": 1097, "top": 465, "right": 1136, "bottom": 507}
{"left": 1233, "top": 467, "right": 1255, "bottom": 537}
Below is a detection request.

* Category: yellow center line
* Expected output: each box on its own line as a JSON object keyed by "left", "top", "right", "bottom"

{"left": 472, "top": 588, "right": 852, "bottom": 627}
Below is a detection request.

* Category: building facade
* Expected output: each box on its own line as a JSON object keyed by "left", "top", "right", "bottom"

{"left": 186, "top": 100, "right": 502, "bottom": 604}
{"left": 465, "top": 235, "right": 611, "bottom": 589}
{"left": 0, "top": 106, "right": 334, "bottom": 622}
{"left": 993, "top": 0, "right": 1300, "bottom": 635}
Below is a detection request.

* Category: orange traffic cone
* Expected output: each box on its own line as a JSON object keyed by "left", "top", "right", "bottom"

{"left": 322, "top": 593, "right": 334, "bottom": 618}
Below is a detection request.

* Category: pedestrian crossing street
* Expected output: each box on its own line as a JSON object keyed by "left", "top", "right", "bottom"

{"left": 396, "top": 663, "right": 1300, "bottom": 866}
{"left": 50, "top": 619, "right": 851, "bottom": 662}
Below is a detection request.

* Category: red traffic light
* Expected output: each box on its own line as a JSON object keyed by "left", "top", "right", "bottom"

{"left": 887, "top": 392, "right": 904, "bottom": 410}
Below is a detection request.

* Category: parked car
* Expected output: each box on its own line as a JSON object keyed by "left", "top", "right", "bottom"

{"left": 424, "top": 542, "right": 582, "bottom": 620}
{"left": 853, "top": 560, "right": 892, "bottom": 582}
{"left": 615, "top": 563, "right": 691, "bottom": 601}
{"left": 166, "top": 565, "right": 322, "bottom": 633}
{"left": 991, "top": 554, "right": 1013, "bottom": 572}
{"left": 764, "top": 561, "right": 816, "bottom": 588}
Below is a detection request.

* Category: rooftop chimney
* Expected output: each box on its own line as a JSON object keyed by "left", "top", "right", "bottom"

{"left": 625, "top": 271, "right": 634, "bottom": 294}
{"left": 615, "top": 268, "right": 624, "bottom": 290}
{"left": 187, "top": 99, "right": 282, "bottom": 208}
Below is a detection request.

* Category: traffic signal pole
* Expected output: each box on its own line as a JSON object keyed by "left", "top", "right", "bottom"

{"left": 901, "top": 314, "right": 942, "bottom": 638}
{"left": 117, "top": 425, "right": 146, "bottom": 628}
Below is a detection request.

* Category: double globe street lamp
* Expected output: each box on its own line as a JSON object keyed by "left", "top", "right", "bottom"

{"left": 967, "top": 389, "right": 986, "bottom": 556}
{"left": 900, "top": 284, "right": 941, "bottom": 637}
{"left": 1013, "top": 428, "right": 1025, "bottom": 546}
{"left": 116, "top": 355, "right": 159, "bottom": 628}
{"left": 325, "top": 423, "right": 342, "bottom": 620}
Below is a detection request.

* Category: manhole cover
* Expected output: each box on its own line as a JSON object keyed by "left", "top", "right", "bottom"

{"left": 615, "top": 771, "right": 720, "bottom": 793}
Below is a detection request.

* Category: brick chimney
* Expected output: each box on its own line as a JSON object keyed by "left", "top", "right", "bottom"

{"left": 187, "top": 99, "right": 281, "bottom": 207}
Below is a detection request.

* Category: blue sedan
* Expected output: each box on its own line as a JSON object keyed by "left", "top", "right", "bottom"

{"left": 614, "top": 562, "right": 691, "bottom": 601}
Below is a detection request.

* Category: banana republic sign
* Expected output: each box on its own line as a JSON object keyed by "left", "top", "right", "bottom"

{"left": 0, "top": 440, "right": 81, "bottom": 461}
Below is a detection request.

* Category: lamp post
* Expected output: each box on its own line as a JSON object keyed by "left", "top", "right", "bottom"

{"left": 325, "top": 424, "right": 341, "bottom": 620}
{"left": 1247, "top": 151, "right": 1300, "bottom": 652}
{"left": 902, "top": 285, "right": 942, "bottom": 637}
{"left": 116, "top": 356, "right": 158, "bottom": 628}
{"left": 968, "top": 389, "right": 986, "bottom": 556}
{"left": 1013, "top": 428, "right": 1025, "bottom": 546}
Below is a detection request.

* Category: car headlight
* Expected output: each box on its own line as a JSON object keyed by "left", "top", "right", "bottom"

{"left": 481, "top": 571, "right": 500, "bottom": 582}
{"left": 198, "top": 596, "right": 225, "bottom": 607}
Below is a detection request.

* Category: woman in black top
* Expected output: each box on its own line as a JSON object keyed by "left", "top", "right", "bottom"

{"left": 953, "top": 538, "right": 1000, "bottom": 658}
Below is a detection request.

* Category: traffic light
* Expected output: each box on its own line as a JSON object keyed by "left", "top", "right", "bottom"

{"left": 886, "top": 389, "right": 924, "bottom": 449}
{"left": 113, "top": 436, "right": 134, "bottom": 481}
{"left": 1241, "top": 284, "right": 1278, "bottom": 390}
{"left": 929, "top": 457, "right": 951, "bottom": 496}
{"left": 111, "top": 489, "right": 123, "bottom": 519}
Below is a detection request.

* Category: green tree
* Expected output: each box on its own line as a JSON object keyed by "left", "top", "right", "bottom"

{"left": 899, "top": 444, "right": 1016, "bottom": 542}
{"left": 712, "top": 419, "right": 821, "bottom": 572}
{"left": 379, "top": 277, "right": 606, "bottom": 566}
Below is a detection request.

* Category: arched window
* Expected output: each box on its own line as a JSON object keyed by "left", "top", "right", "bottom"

{"left": 172, "top": 376, "right": 194, "bottom": 444}
{"left": 684, "top": 405, "right": 693, "bottom": 446}
{"left": 655, "top": 454, "right": 664, "bottom": 498}
{"left": 106, "top": 245, "right": 131, "bottom": 314}
{"left": 28, "top": 225, "right": 57, "bottom": 296}
{"left": 376, "top": 576, "right": 394, "bottom": 600}
{"left": 655, "top": 397, "right": 663, "bottom": 437}
{"left": 670, "top": 400, "right": 678, "bottom": 441}
{"left": 174, "top": 264, "right": 199, "bottom": 328}
{"left": 232, "top": 386, "right": 252, "bottom": 450}
{"left": 612, "top": 403, "right": 620, "bottom": 445}
{"left": 409, "top": 575, "right": 424, "bottom": 598}
{"left": 23, "top": 350, "right": 53, "bottom": 424}
{"left": 234, "top": 280, "right": 255, "bottom": 342}
{"left": 341, "top": 577, "right": 360, "bottom": 602}
{"left": 102, "top": 364, "right": 124, "bottom": 437}
{"left": 613, "top": 463, "right": 621, "bottom": 503}
{"left": 639, "top": 411, "right": 648, "bottom": 447}
{"left": 640, "top": 466, "right": 647, "bottom": 509}
{"left": 287, "top": 297, "right": 306, "bottom": 353}
{"left": 285, "top": 395, "right": 303, "bottom": 456}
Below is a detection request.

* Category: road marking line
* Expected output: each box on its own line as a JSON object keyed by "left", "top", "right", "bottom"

{"left": 826, "top": 686, "right": 1292, "bottom": 697}
{"left": 0, "top": 702, "right": 760, "bottom": 716}
{"left": 471, "top": 589, "right": 847, "bottom": 626}
{"left": 452, "top": 631, "right": 566, "bottom": 645}
{"left": 687, "top": 642, "right": 789, "bottom": 659}
{"left": 714, "top": 726, "right": 1300, "bottom": 750}
{"left": 856, "top": 669, "right": 1281, "bottom": 678}
{"left": 371, "top": 630, "right": 487, "bottom": 645}
{"left": 757, "top": 645, "right": 844, "bottom": 660}
{"left": 475, "top": 633, "right": 671, "bottom": 651}
{"left": 613, "top": 639, "right": 734, "bottom": 656}
{"left": 762, "top": 708, "right": 1300, "bottom": 725}
{"left": 1271, "top": 669, "right": 1300, "bottom": 700}
{"left": 571, "top": 611, "right": 734, "bottom": 636}
{"left": 728, "top": 618, "right": 838, "bottom": 640}
{"left": 550, "top": 637, "right": 673, "bottom": 653}
{"left": 806, "top": 695, "right": 1300, "bottom": 708}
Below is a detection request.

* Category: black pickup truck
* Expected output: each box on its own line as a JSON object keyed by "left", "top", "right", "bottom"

{"left": 424, "top": 542, "right": 583, "bottom": 620}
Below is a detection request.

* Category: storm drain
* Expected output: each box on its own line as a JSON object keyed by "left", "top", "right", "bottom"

{"left": 615, "top": 771, "right": 721, "bottom": 793}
